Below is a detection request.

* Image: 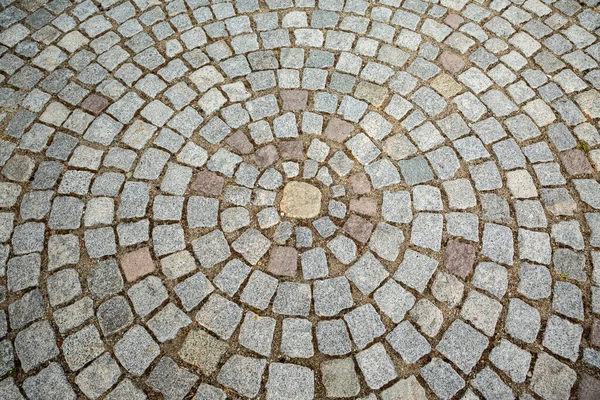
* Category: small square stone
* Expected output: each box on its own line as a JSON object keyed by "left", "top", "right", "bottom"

{"left": 268, "top": 246, "right": 298, "bottom": 277}
{"left": 355, "top": 343, "right": 398, "bottom": 390}
{"left": 179, "top": 328, "right": 228, "bottom": 375}
{"left": 114, "top": 325, "right": 160, "bottom": 376}
{"left": 436, "top": 319, "right": 488, "bottom": 373}
{"left": 120, "top": 247, "right": 155, "bottom": 283}
{"left": 174, "top": 272, "right": 214, "bottom": 312}
{"left": 217, "top": 355, "right": 267, "bottom": 398}
{"left": 505, "top": 298, "right": 541, "bottom": 343}
{"left": 196, "top": 294, "right": 242, "bottom": 339}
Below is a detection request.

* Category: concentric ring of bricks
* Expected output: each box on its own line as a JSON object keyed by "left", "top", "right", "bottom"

{"left": 0, "top": 0, "right": 600, "bottom": 399}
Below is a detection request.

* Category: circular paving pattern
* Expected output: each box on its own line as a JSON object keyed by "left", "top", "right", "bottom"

{"left": 1, "top": 0, "right": 600, "bottom": 399}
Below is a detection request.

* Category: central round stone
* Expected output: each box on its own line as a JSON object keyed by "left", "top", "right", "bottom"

{"left": 279, "top": 181, "right": 322, "bottom": 219}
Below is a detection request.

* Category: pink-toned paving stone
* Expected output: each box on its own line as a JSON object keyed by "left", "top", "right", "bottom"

{"left": 253, "top": 144, "right": 279, "bottom": 168}
{"left": 578, "top": 374, "right": 600, "bottom": 400}
{"left": 350, "top": 197, "right": 378, "bottom": 217}
{"left": 191, "top": 171, "right": 225, "bottom": 196}
{"left": 281, "top": 90, "right": 309, "bottom": 111}
{"left": 268, "top": 246, "right": 298, "bottom": 277}
{"left": 226, "top": 130, "right": 254, "bottom": 154}
{"left": 343, "top": 215, "right": 374, "bottom": 244}
{"left": 440, "top": 50, "right": 466, "bottom": 74}
{"left": 278, "top": 141, "right": 304, "bottom": 160}
{"left": 444, "top": 14, "right": 464, "bottom": 29}
{"left": 121, "top": 247, "right": 155, "bottom": 282}
{"left": 349, "top": 172, "right": 372, "bottom": 195}
{"left": 560, "top": 149, "right": 595, "bottom": 176}
{"left": 324, "top": 118, "right": 354, "bottom": 142}
{"left": 444, "top": 239, "right": 476, "bottom": 279}
{"left": 82, "top": 94, "right": 109, "bottom": 115}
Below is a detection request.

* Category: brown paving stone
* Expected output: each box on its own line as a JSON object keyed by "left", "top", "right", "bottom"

{"left": 355, "top": 81, "right": 388, "bottom": 107}
{"left": 281, "top": 90, "right": 308, "bottom": 111}
{"left": 226, "top": 130, "right": 254, "bottom": 154}
{"left": 179, "top": 329, "right": 228, "bottom": 375}
{"left": 349, "top": 197, "right": 378, "bottom": 217}
{"left": 120, "top": 247, "right": 155, "bottom": 282}
{"left": 280, "top": 182, "right": 322, "bottom": 219}
{"left": 324, "top": 118, "right": 354, "bottom": 143}
{"left": 591, "top": 318, "right": 600, "bottom": 347}
{"left": 253, "top": 144, "right": 279, "bottom": 168}
{"left": 440, "top": 51, "right": 466, "bottom": 75}
{"left": 578, "top": 373, "right": 600, "bottom": 400}
{"left": 191, "top": 171, "right": 225, "bottom": 196}
{"left": 444, "top": 239, "right": 476, "bottom": 279}
{"left": 349, "top": 172, "right": 371, "bottom": 195}
{"left": 343, "top": 215, "right": 374, "bottom": 244}
{"left": 278, "top": 140, "right": 304, "bottom": 160}
{"left": 431, "top": 73, "right": 463, "bottom": 98}
{"left": 444, "top": 14, "right": 464, "bottom": 29}
{"left": 268, "top": 246, "right": 298, "bottom": 277}
{"left": 560, "top": 149, "right": 594, "bottom": 176}
{"left": 82, "top": 94, "right": 109, "bottom": 115}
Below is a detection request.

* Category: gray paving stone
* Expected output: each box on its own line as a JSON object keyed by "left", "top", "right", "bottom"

{"left": 489, "top": 339, "right": 532, "bottom": 384}
{"left": 114, "top": 325, "right": 160, "bottom": 376}
{"left": 481, "top": 223, "right": 514, "bottom": 265}
{"left": 460, "top": 291, "right": 503, "bottom": 336}
{"left": 213, "top": 259, "right": 251, "bottom": 296}
{"left": 196, "top": 293, "right": 242, "bottom": 339}
{"left": 356, "top": 343, "right": 398, "bottom": 390}
{"left": 505, "top": 298, "right": 541, "bottom": 343}
{"left": 543, "top": 315, "right": 583, "bottom": 362}
{"left": 179, "top": 328, "right": 228, "bottom": 376}
{"left": 346, "top": 252, "right": 389, "bottom": 296}
{"left": 127, "top": 276, "right": 168, "bottom": 317}
{"left": 473, "top": 367, "right": 515, "bottom": 400}
{"left": 273, "top": 282, "right": 311, "bottom": 316}
{"left": 7, "top": 253, "right": 40, "bottom": 292}
{"left": 47, "top": 268, "right": 82, "bottom": 307}
{"left": 552, "top": 281, "right": 585, "bottom": 320}
{"left": 232, "top": 228, "right": 271, "bottom": 265}
{"left": 75, "top": 353, "right": 121, "bottom": 400}
{"left": 437, "top": 319, "right": 488, "bottom": 372}
{"left": 431, "top": 272, "right": 464, "bottom": 308}
{"left": 238, "top": 311, "right": 276, "bottom": 357}
{"left": 217, "top": 355, "right": 266, "bottom": 398}
{"left": 394, "top": 249, "right": 438, "bottom": 293}
{"left": 23, "top": 362, "right": 76, "bottom": 400}
{"left": 87, "top": 259, "right": 123, "bottom": 299}
{"left": 192, "top": 229, "right": 230, "bottom": 268}
{"left": 530, "top": 352, "right": 576, "bottom": 400}
{"left": 387, "top": 320, "right": 431, "bottom": 363}
{"left": 313, "top": 276, "right": 353, "bottom": 317}
{"left": 62, "top": 324, "right": 104, "bottom": 371}
{"left": 97, "top": 296, "right": 134, "bottom": 336}
{"left": 266, "top": 363, "right": 314, "bottom": 400}
{"left": 15, "top": 320, "right": 58, "bottom": 372}
{"left": 8, "top": 289, "right": 45, "bottom": 330}
{"left": 53, "top": 297, "right": 94, "bottom": 334}
{"left": 472, "top": 262, "right": 508, "bottom": 299}
{"left": 192, "top": 384, "right": 226, "bottom": 400}
{"left": 420, "top": 359, "right": 465, "bottom": 400}
{"left": 147, "top": 357, "right": 197, "bottom": 400}
{"left": 321, "top": 357, "right": 360, "bottom": 398}
{"left": 174, "top": 272, "right": 214, "bottom": 312}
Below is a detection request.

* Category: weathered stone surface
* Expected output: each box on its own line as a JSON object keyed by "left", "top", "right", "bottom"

{"left": 279, "top": 181, "right": 322, "bottom": 218}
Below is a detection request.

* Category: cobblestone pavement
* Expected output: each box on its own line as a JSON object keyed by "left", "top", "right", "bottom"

{"left": 1, "top": 0, "right": 600, "bottom": 398}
